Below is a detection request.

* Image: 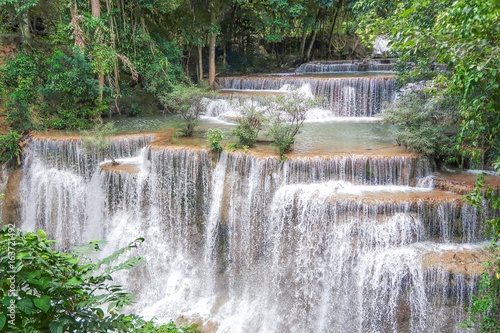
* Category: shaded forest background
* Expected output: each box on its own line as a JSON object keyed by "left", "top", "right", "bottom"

{"left": 0, "top": 0, "right": 366, "bottom": 129}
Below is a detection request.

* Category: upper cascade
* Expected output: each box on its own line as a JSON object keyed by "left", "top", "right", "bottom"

{"left": 217, "top": 76, "right": 396, "bottom": 117}
{"left": 295, "top": 58, "right": 395, "bottom": 74}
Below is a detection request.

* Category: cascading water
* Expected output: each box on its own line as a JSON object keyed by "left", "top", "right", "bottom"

{"left": 217, "top": 76, "right": 396, "bottom": 117}
{"left": 295, "top": 59, "right": 395, "bottom": 73}
{"left": 18, "top": 137, "right": 486, "bottom": 332}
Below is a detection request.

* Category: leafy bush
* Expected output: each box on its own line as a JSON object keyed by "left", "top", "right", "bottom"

{"left": 381, "top": 90, "right": 459, "bottom": 164}
{"left": 134, "top": 319, "right": 199, "bottom": 332}
{"left": 128, "top": 103, "right": 143, "bottom": 117}
{"left": 231, "top": 99, "right": 265, "bottom": 148}
{"left": 39, "top": 50, "right": 105, "bottom": 129}
{"left": 1, "top": 52, "right": 42, "bottom": 134}
{"left": 1, "top": 52, "right": 43, "bottom": 104}
{"left": 266, "top": 92, "right": 316, "bottom": 161}
{"left": 0, "top": 226, "right": 201, "bottom": 332}
{"left": 161, "top": 85, "right": 208, "bottom": 137}
{"left": 461, "top": 175, "right": 500, "bottom": 332}
{"left": 0, "top": 226, "right": 146, "bottom": 332}
{"left": 6, "top": 100, "right": 35, "bottom": 134}
{"left": 1, "top": 50, "right": 106, "bottom": 131}
{"left": 0, "top": 132, "right": 22, "bottom": 164}
{"left": 206, "top": 128, "right": 226, "bottom": 153}
{"left": 130, "top": 31, "right": 185, "bottom": 99}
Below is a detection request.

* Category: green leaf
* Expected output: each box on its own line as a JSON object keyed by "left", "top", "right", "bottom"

{"left": 401, "top": 7, "right": 415, "bottom": 18}
{"left": 39, "top": 276, "right": 53, "bottom": 290}
{"left": 18, "top": 297, "right": 34, "bottom": 315}
{"left": 95, "top": 307, "right": 104, "bottom": 319}
{"left": 49, "top": 321, "right": 63, "bottom": 333}
{"left": 67, "top": 277, "right": 83, "bottom": 284}
{"left": 37, "top": 229, "right": 46, "bottom": 239}
{"left": 0, "top": 314, "right": 6, "bottom": 330}
{"left": 34, "top": 295, "right": 51, "bottom": 312}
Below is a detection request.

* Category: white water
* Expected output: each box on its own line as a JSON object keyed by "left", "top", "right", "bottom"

{"left": 295, "top": 59, "right": 395, "bottom": 73}
{"left": 202, "top": 97, "right": 384, "bottom": 124}
{"left": 217, "top": 76, "right": 396, "bottom": 117}
{"left": 18, "top": 138, "right": 484, "bottom": 332}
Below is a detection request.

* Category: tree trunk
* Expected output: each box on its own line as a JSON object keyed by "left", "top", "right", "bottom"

{"left": 106, "top": 0, "right": 120, "bottom": 114}
{"left": 306, "top": 28, "right": 318, "bottom": 61}
{"left": 222, "top": 41, "right": 227, "bottom": 67}
{"left": 299, "top": 30, "right": 307, "bottom": 60}
{"left": 91, "top": 0, "right": 104, "bottom": 103}
{"left": 328, "top": 8, "right": 339, "bottom": 58}
{"left": 208, "top": 9, "right": 217, "bottom": 90}
{"left": 197, "top": 44, "right": 203, "bottom": 82}
{"left": 306, "top": 9, "right": 322, "bottom": 61}
{"left": 186, "top": 46, "right": 192, "bottom": 77}
{"left": 15, "top": 3, "right": 31, "bottom": 43}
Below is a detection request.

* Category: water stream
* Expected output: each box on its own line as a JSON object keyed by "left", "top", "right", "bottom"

{"left": 18, "top": 139, "right": 485, "bottom": 332}
{"left": 15, "top": 61, "right": 490, "bottom": 332}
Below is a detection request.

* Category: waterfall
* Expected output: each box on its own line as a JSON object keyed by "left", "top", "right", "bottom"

{"left": 18, "top": 138, "right": 485, "bottom": 332}
{"left": 217, "top": 76, "right": 396, "bottom": 117}
{"left": 295, "top": 60, "right": 395, "bottom": 73}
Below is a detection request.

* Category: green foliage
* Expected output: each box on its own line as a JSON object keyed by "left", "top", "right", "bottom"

{"left": 81, "top": 122, "right": 119, "bottom": 165}
{"left": 133, "top": 33, "right": 185, "bottom": 99}
{"left": 40, "top": 50, "right": 105, "bottom": 130}
{"left": 206, "top": 128, "right": 226, "bottom": 153}
{"left": 0, "top": 132, "right": 22, "bottom": 164}
{"left": 6, "top": 100, "right": 35, "bottom": 134}
{"left": 231, "top": 99, "right": 265, "bottom": 148}
{"left": 128, "top": 103, "right": 144, "bottom": 117}
{"left": 1, "top": 49, "right": 106, "bottom": 131}
{"left": 232, "top": 119, "right": 260, "bottom": 148}
{"left": 381, "top": 91, "right": 459, "bottom": 163}
{"left": 461, "top": 175, "right": 500, "bottom": 331}
{"left": 355, "top": 0, "right": 500, "bottom": 166}
{"left": 436, "top": 0, "right": 500, "bottom": 165}
{"left": 0, "top": 226, "right": 146, "bottom": 332}
{"left": 161, "top": 85, "right": 208, "bottom": 137}
{"left": 1, "top": 52, "right": 41, "bottom": 134}
{"left": 1, "top": 52, "right": 42, "bottom": 104}
{"left": 135, "top": 319, "right": 199, "bottom": 332}
{"left": 266, "top": 92, "right": 316, "bottom": 161}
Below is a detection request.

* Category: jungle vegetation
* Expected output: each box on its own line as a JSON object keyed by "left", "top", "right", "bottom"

{"left": 0, "top": 0, "right": 499, "bottom": 329}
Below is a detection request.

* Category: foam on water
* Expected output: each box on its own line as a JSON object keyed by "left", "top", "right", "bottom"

{"left": 18, "top": 139, "right": 483, "bottom": 332}
{"left": 217, "top": 76, "right": 396, "bottom": 117}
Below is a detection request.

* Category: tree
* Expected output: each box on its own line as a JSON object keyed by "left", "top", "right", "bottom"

{"left": 381, "top": 90, "right": 459, "bottom": 165}
{"left": 230, "top": 98, "right": 266, "bottom": 148}
{"left": 266, "top": 91, "right": 316, "bottom": 160}
{"left": 160, "top": 85, "right": 208, "bottom": 137}
{"left": 354, "top": 0, "right": 500, "bottom": 166}
{"left": 355, "top": 1, "right": 500, "bottom": 329}
{"left": 91, "top": 0, "right": 104, "bottom": 103}
{"left": 206, "top": 128, "right": 226, "bottom": 154}
{"left": 0, "top": 132, "right": 22, "bottom": 164}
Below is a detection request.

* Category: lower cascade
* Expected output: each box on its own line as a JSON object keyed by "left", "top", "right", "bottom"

{"left": 19, "top": 137, "right": 488, "bottom": 332}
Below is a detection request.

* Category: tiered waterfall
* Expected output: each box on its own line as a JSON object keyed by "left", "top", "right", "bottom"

{"left": 16, "top": 61, "right": 491, "bottom": 332}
